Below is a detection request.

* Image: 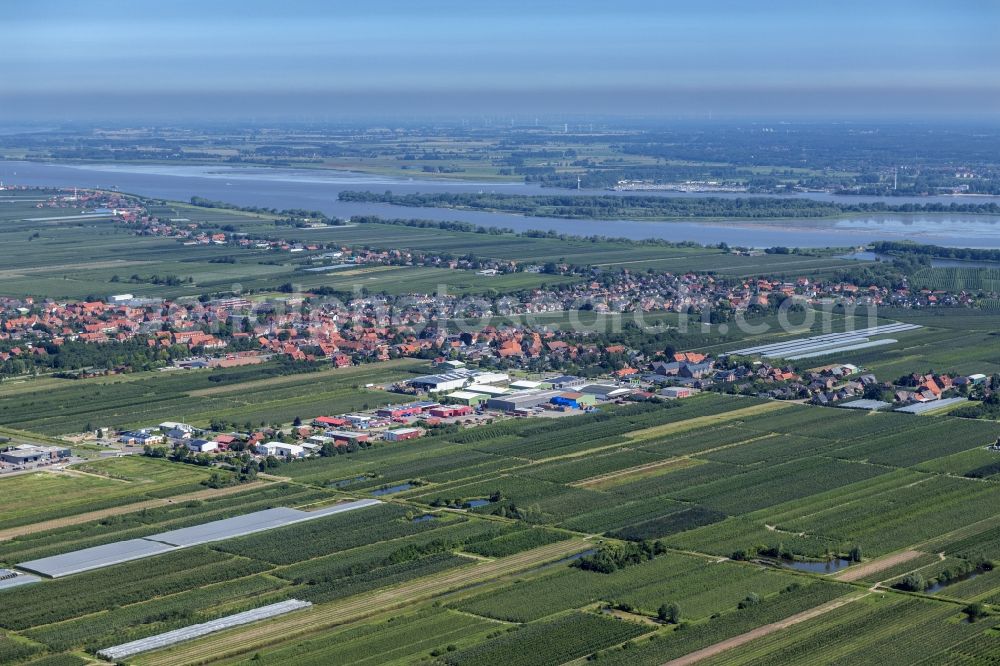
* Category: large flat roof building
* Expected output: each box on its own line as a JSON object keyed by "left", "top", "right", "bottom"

{"left": 578, "top": 384, "right": 634, "bottom": 400}
{"left": 0, "top": 444, "right": 71, "bottom": 465}
{"left": 409, "top": 370, "right": 475, "bottom": 393}
{"left": 409, "top": 369, "right": 508, "bottom": 393}
{"left": 465, "top": 384, "right": 510, "bottom": 396}
{"left": 445, "top": 390, "right": 487, "bottom": 406}
{"left": 486, "top": 389, "right": 565, "bottom": 412}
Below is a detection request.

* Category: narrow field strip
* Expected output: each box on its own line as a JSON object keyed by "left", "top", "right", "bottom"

{"left": 575, "top": 432, "right": 782, "bottom": 490}
{"left": 835, "top": 550, "right": 924, "bottom": 582}
{"left": 661, "top": 593, "right": 867, "bottom": 666}
{"left": 572, "top": 457, "right": 701, "bottom": 489}
{"left": 624, "top": 402, "right": 791, "bottom": 443}
{"left": 134, "top": 539, "right": 591, "bottom": 666}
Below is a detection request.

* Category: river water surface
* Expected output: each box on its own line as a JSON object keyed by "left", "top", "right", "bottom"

{"left": 3, "top": 161, "right": 1000, "bottom": 248}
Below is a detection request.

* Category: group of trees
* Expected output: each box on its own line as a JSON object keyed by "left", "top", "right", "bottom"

{"left": 115, "top": 273, "right": 191, "bottom": 286}
{"left": 0, "top": 337, "right": 192, "bottom": 378}
{"left": 730, "top": 542, "right": 861, "bottom": 564}
{"left": 874, "top": 241, "right": 1000, "bottom": 264}
{"left": 188, "top": 197, "right": 338, "bottom": 224}
{"left": 573, "top": 540, "right": 667, "bottom": 574}
{"left": 142, "top": 445, "right": 260, "bottom": 485}
{"left": 952, "top": 389, "right": 1000, "bottom": 420}
{"left": 893, "top": 558, "right": 992, "bottom": 593}
{"left": 342, "top": 212, "right": 725, "bottom": 272}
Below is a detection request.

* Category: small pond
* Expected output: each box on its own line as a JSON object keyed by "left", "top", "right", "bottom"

{"left": 371, "top": 482, "right": 415, "bottom": 496}
{"left": 328, "top": 475, "right": 369, "bottom": 488}
{"left": 926, "top": 572, "right": 980, "bottom": 594}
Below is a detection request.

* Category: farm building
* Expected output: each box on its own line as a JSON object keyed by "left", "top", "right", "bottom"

{"left": 0, "top": 444, "right": 71, "bottom": 464}
{"left": 661, "top": 387, "right": 695, "bottom": 399}
{"left": 384, "top": 427, "right": 424, "bottom": 442}
{"left": 487, "top": 389, "right": 565, "bottom": 412}
{"left": 444, "top": 390, "right": 487, "bottom": 406}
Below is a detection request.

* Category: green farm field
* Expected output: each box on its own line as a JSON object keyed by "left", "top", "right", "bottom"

{"left": 0, "top": 193, "right": 288, "bottom": 299}
{"left": 0, "top": 193, "right": 869, "bottom": 301}
{"left": 284, "top": 220, "right": 860, "bottom": 277}
{"left": 3, "top": 392, "right": 1000, "bottom": 664}
{"left": 0, "top": 358, "right": 425, "bottom": 434}
{"left": 0, "top": 457, "right": 216, "bottom": 531}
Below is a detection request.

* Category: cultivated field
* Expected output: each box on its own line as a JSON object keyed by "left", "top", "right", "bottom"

{"left": 0, "top": 358, "right": 425, "bottom": 434}
{"left": 2, "top": 391, "right": 1000, "bottom": 664}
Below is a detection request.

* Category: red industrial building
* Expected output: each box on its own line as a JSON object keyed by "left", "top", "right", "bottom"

{"left": 428, "top": 405, "right": 474, "bottom": 418}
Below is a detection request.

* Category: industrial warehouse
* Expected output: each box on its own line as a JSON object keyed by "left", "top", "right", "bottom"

{"left": 0, "top": 444, "right": 71, "bottom": 465}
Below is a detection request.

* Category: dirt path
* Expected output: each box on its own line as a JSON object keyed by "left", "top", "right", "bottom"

{"left": 135, "top": 539, "right": 591, "bottom": 666}
{"left": 764, "top": 524, "right": 806, "bottom": 537}
{"left": 573, "top": 433, "right": 777, "bottom": 489}
{"left": 624, "top": 402, "right": 790, "bottom": 443}
{"left": 0, "top": 481, "right": 268, "bottom": 541}
{"left": 835, "top": 549, "right": 924, "bottom": 582}
{"left": 573, "top": 458, "right": 698, "bottom": 489}
{"left": 661, "top": 593, "right": 866, "bottom": 666}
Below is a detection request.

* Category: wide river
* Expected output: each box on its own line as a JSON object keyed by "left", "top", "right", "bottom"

{"left": 3, "top": 161, "right": 1000, "bottom": 248}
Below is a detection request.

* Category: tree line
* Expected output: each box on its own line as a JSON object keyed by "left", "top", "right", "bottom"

{"left": 340, "top": 191, "right": 1000, "bottom": 220}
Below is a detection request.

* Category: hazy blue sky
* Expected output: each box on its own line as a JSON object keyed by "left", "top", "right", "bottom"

{"left": 2, "top": 0, "right": 998, "bottom": 121}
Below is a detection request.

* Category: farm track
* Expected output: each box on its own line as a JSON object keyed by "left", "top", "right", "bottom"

{"left": 834, "top": 550, "right": 925, "bottom": 582}
{"left": 659, "top": 593, "right": 868, "bottom": 666}
{"left": 624, "top": 402, "right": 791, "bottom": 442}
{"left": 573, "top": 433, "right": 780, "bottom": 488}
{"left": 0, "top": 480, "right": 270, "bottom": 541}
{"left": 135, "top": 538, "right": 591, "bottom": 666}
{"left": 0, "top": 259, "right": 154, "bottom": 279}
{"left": 572, "top": 457, "right": 699, "bottom": 488}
